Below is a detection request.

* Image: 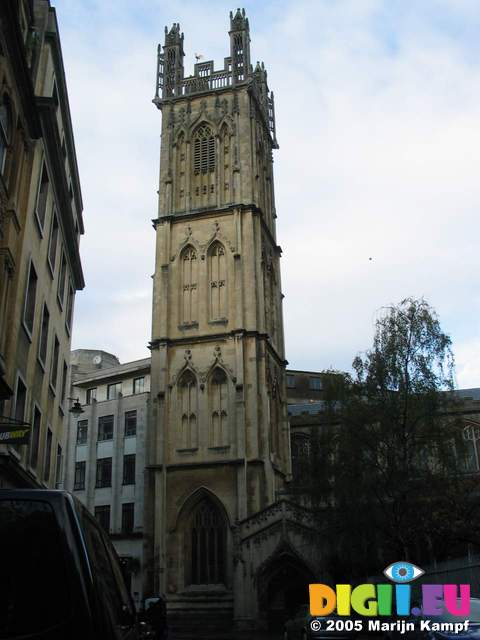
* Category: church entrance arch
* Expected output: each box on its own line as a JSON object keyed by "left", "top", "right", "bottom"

{"left": 257, "top": 546, "right": 315, "bottom": 631}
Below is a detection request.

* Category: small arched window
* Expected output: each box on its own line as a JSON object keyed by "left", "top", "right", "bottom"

{"left": 193, "top": 124, "right": 215, "bottom": 175}
{"left": 208, "top": 242, "right": 227, "bottom": 321}
{"left": 189, "top": 499, "right": 226, "bottom": 585}
{"left": 210, "top": 368, "right": 228, "bottom": 447}
{"left": 179, "top": 370, "right": 197, "bottom": 449}
{"left": 0, "top": 95, "right": 12, "bottom": 174}
{"left": 181, "top": 245, "right": 198, "bottom": 324}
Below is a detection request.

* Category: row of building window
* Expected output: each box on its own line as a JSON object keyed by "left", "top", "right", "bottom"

{"left": 94, "top": 502, "right": 135, "bottom": 535}
{"left": 74, "top": 454, "right": 136, "bottom": 490}
{"left": 13, "top": 376, "right": 63, "bottom": 483}
{"left": 77, "top": 410, "right": 137, "bottom": 444}
{"left": 24, "top": 260, "right": 70, "bottom": 402}
{"left": 85, "top": 377, "right": 145, "bottom": 405}
{"left": 286, "top": 375, "right": 323, "bottom": 391}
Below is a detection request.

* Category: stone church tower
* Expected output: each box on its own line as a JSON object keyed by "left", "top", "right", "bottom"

{"left": 146, "top": 10, "right": 315, "bottom": 631}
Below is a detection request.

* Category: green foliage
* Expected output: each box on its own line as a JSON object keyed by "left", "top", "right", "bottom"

{"left": 307, "top": 298, "right": 476, "bottom": 580}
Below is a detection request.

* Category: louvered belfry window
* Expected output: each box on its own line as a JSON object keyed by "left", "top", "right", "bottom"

{"left": 193, "top": 124, "right": 215, "bottom": 175}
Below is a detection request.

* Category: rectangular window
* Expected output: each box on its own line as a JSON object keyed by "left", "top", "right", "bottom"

{"left": 133, "top": 377, "right": 145, "bottom": 395}
{"left": 57, "top": 252, "right": 67, "bottom": 307}
{"left": 74, "top": 461, "right": 86, "bottom": 490}
{"left": 77, "top": 419, "right": 88, "bottom": 444}
{"left": 14, "top": 377, "right": 27, "bottom": 423}
{"left": 55, "top": 444, "right": 63, "bottom": 486}
{"left": 96, "top": 458, "right": 112, "bottom": 488}
{"left": 65, "top": 283, "right": 74, "bottom": 331}
{"left": 86, "top": 387, "right": 97, "bottom": 405}
{"left": 61, "top": 361, "right": 68, "bottom": 405}
{"left": 30, "top": 406, "right": 41, "bottom": 469}
{"left": 50, "top": 335, "right": 59, "bottom": 391}
{"left": 35, "top": 161, "right": 49, "bottom": 231}
{"left": 94, "top": 505, "right": 111, "bottom": 533}
{"left": 98, "top": 415, "right": 114, "bottom": 441}
{"left": 309, "top": 377, "right": 322, "bottom": 391}
{"left": 121, "top": 503, "right": 134, "bottom": 534}
{"left": 47, "top": 212, "right": 59, "bottom": 273}
{"left": 44, "top": 428, "right": 52, "bottom": 482}
{"left": 107, "top": 382, "right": 122, "bottom": 400}
{"left": 286, "top": 374, "right": 296, "bottom": 388}
{"left": 23, "top": 261, "right": 38, "bottom": 335}
{"left": 38, "top": 303, "right": 50, "bottom": 366}
{"left": 122, "top": 454, "right": 135, "bottom": 485}
{"left": 124, "top": 410, "right": 137, "bottom": 437}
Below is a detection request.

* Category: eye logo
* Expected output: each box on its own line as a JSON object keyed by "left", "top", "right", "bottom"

{"left": 383, "top": 561, "right": 424, "bottom": 583}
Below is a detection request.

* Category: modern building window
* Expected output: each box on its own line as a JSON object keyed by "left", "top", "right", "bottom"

{"left": 0, "top": 94, "right": 12, "bottom": 174}
{"left": 30, "top": 405, "right": 41, "bottom": 469}
{"left": 34, "top": 161, "right": 49, "bottom": 231}
{"left": 107, "top": 382, "right": 122, "bottom": 400}
{"left": 309, "top": 377, "right": 322, "bottom": 391}
{"left": 122, "top": 454, "right": 135, "bottom": 485}
{"left": 96, "top": 457, "right": 112, "bottom": 488}
{"left": 55, "top": 444, "right": 62, "bottom": 486}
{"left": 133, "top": 377, "right": 144, "bottom": 395}
{"left": 77, "top": 419, "right": 88, "bottom": 444}
{"left": 98, "top": 415, "right": 114, "bottom": 441}
{"left": 121, "top": 503, "right": 134, "bottom": 534}
{"left": 23, "top": 261, "right": 38, "bottom": 335}
{"left": 57, "top": 252, "right": 67, "bottom": 307}
{"left": 94, "top": 505, "right": 110, "bottom": 532}
{"left": 286, "top": 374, "right": 296, "bottom": 388}
{"left": 124, "top": 410, "right": 137, "bottom": 437}
{"left": 47, "top": 212, "right": 59, "bottom": 273}
{"left": 86, "top": 387, "right": 97, "bottom": 404}
{"left": 50, "top": 335, "right": 59, "bottom": 391}
{"left": 38, "top": 303, "right": 50, "bottom": 366}
{"left": 44, "top": 428, "right": 53, "bottom": 482}
{"left": 74, "top": 461, "right": 86, "bottom": 490}
{"left": 14, "top": 377, "right": 27, "bottom": 423}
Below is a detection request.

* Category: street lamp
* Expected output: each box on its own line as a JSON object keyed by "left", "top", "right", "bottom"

{"left": 68, "top": 397, "right": 84, "bottom": 416}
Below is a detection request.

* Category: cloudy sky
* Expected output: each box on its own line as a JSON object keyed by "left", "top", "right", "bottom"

{"left": 55, "top": 0, "right": 480, "bottom": 387}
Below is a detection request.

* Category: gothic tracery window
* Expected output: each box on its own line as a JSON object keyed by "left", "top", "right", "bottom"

{"left": 181, "top": 245, "right": 198, "bottom": 324}
{"left": 179, "top": 370, "right": 198, "bottom": 449}
{"left": 189, "top": 499, "right": 226, "bottom": 585}
{"left": 291, "top": 434, "right": 311, "bottom": 484}
{"left": 0, "top": 95, "right": 12, "bottom": 175}
{"left": 210, "top": 368, "right": 228, "bottom": 447}
{"left": 192, "top": 124, "right": 216, "bottom": 208}
{"left": 208, "top": 242, "right": 227, "bottom": 321}
{"left": 175, "top": 132, "right": 186, "bottom": 211}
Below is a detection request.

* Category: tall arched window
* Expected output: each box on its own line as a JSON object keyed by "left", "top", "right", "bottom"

{"left": 220, "top": 123, "right": 231, "bottom": 204}
{"left": 181, "top": 245, "right": 198, "bottom": 324}
{"left": 179, "top": 370, "right": 198, "bottom": 449}
{"left": 291, "top": 435, "right": 311, "bottom": 484}
{"left": 192, "top": 124, "right": 216, "bottom": 208}
{"left": 208, "top": 242, "right": 227, "bottom": 321}
{"left": 210, "top": 368, "right": 228, "bottom": 447}
{"left": 0, "top": 95, "right": 12, "bottom": 175}
{"left": 189, "top": 499, "right": 226, "bottom": 585}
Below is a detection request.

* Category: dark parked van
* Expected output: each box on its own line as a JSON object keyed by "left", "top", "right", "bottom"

{"left": 0, "top": 489, "right": 139, "bottom": 640}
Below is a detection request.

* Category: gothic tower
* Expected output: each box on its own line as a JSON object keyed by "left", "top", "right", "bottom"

{"left": 146, "top": 9, "right": 289, "bottom": 625}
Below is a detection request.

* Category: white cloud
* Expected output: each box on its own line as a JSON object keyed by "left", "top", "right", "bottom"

{"left": 55, "top": 0, "right": 480, "bottom": 387}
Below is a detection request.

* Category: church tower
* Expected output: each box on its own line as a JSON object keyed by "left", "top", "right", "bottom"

{"left": 146, "top": 9, "right": 289, "bottom": 625}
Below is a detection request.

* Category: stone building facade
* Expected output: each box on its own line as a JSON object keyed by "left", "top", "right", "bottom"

{"left": 0, "top": 0, "right": 84, "bottom": 488}
{"left": 144, "top": 11, "right": 323, "bottom": 632}
{"left": 64, "top": 349, "right": 150, "bottom": 607}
